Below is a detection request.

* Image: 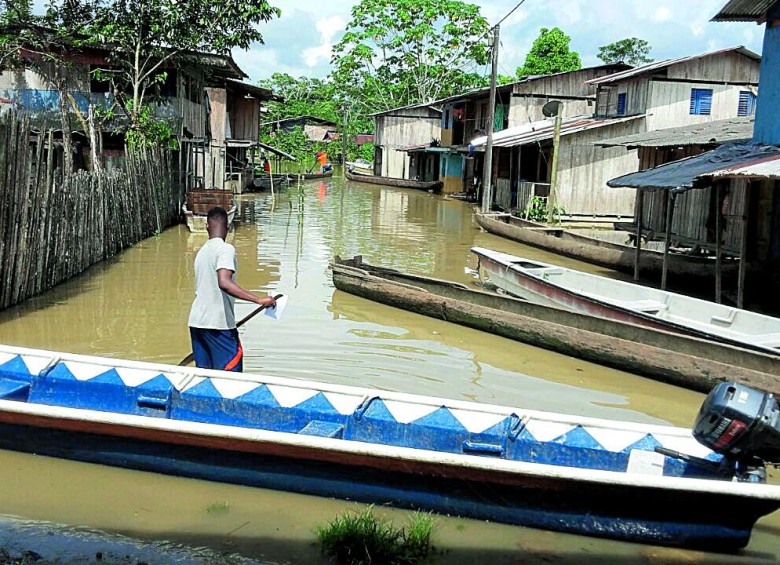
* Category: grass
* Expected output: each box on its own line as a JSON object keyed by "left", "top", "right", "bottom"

{"left": 315, "top": 506, "right": 435, "bottom": 565}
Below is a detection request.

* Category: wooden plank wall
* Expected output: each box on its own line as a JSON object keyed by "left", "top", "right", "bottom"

{"left": 0, "top": 113, "right": 180, "bottom": 310}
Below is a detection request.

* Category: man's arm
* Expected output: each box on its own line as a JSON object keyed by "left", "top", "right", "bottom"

{"left": 217, "top": 269, "right": 276, "bottom": 308}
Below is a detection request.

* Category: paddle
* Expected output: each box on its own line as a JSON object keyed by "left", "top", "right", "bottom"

{"left": 179, "top": 293, "right": 284, "bottom": 367}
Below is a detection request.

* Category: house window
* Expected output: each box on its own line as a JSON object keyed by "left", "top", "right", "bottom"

{"left": 738, "top": 91, "right": 757, "bottom": 117}
{"left": 616, "top": 93, "right": 627, "bottom": 115}
{"left": 690, "top": 88, "right": 713, "bottom": 115}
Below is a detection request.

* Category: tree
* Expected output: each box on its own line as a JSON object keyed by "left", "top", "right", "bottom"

{"left": 516, "top": 27, "right": 581, "bottom": 78}
{"left": 331, "top": 0, "right": 491, "bottom": 114}
{"left": 45, "top": 0, "right": 281, "bottom": 145}
{"left": 597, "top": 38, "right": 653, "bottom": 66}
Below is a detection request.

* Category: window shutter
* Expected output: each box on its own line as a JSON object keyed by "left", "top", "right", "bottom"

{"left": 617, "top": 93, "right": 627, "bottom": 115}
{"left": 738, "top": 91, "right": 756, "bottom": 117}
{"left": 690, "top": 89, "right": 713, "bottom": 116}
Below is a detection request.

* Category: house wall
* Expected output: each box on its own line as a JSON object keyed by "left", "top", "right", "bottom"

{"left": 374, "top": 108, "right": 441, "bottom": 179}
{"left": 646, "top": 81, "right": 756, "bottom": 130}
{"left": 440, "top": 153, "right": 464, "bottom": 194}
{"left": 228, "top": 95, "right": 259, "bottom": 141}
{"left": 754, "top": 24, "right": 780, "bottom": 144}
{"left": 554, "top": 119, "right": 646, "bottom": 217}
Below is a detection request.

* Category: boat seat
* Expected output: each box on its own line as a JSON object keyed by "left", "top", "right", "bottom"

{"left": 299, "top": 420, "right": 345, "bottom": 439}
{"left": 0, "top": 378, "right": 30, "bottom": 401}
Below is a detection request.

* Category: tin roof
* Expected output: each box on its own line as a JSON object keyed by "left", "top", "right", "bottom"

{"left": 596, "top": 117, "right": 754, "bottom": 148}
{"left": 585, "top": 47, "right": 760, "bottom": 86}
{"left": 470, "top": 115, "right": 644, "bottom": 149}
{"left": 701, "top": 153, "right": 780, "bottom": 179}
{"left": 711, "top": 0, "right": 777, "bottom": 21}
{"left": 607, "top": 142, "right": 780, "bottom": 190}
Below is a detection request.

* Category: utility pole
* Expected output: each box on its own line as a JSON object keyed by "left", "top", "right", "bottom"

{"left": 547, "top": 104, "right": 563, "bottom": 223}
{"left": 481, "top": 24, "right": 499, "bottom": 213}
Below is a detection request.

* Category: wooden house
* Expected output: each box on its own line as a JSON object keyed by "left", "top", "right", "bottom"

{"left": 0, "top": 27, "right": 277, "bottom": 194}
{"left": 370, "top": 104, "right": 442, "bottom": 180}
{"left": 603, "top": 4, "right": 780, "bottom": 310}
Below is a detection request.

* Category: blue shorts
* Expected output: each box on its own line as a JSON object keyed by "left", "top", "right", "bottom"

{"left": 189, "top": 327, "right": 243, "bottom": 372}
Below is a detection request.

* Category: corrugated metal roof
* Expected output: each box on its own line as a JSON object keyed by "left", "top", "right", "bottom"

{"left": 711, "top": 0, "right": 776, "bottom": 21}
{"left": 585, "top": 46, "right": 760, "bottom": 86}
{"left": 702, "top": 153, "right": 780, "bottom": 179}
{"left": 607, "top": 142, "right": 780, "bottom": 190}
{"left": 470, "top": 115, "right": 644, "bottom": 149}
{"left": 596, "top": 117, "right": 754, "bottom": 148}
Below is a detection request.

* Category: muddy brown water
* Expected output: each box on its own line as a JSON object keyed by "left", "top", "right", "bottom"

{"left": 0, "top": 172, "right": 777, "bottom": 563}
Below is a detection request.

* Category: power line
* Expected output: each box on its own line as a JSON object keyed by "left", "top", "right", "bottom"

{"left": 493, "top": 0, "right": 529, "bottom": 31}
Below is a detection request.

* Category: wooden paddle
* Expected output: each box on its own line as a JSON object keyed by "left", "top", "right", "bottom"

{"left": 179, "top": 293, "right": 284, "bottom": 367}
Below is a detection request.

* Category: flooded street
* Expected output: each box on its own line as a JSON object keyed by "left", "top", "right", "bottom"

{"left": 0, "top": 171, "right": 778, "bottom": 563}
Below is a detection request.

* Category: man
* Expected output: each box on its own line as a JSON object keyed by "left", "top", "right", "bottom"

{"left": 188, "top": 207, "right": 276, "bottom": 372}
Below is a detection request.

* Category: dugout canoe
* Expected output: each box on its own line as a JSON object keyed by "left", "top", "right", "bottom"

{"left": 331, "top": 257, "right": 780, "bottom": 397}
{"left": 345, "top": 170, "right": 443, "bottom": 192}
{"left": 475, "top": 212, "right": 733, "bottom": 279}
{"left": 0, "top": 343, "right": 778, "bottom": 550}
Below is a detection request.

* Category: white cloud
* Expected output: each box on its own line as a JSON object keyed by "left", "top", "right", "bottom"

{"left": 654, "top": 7, "right": 671, "bottom": 22}
{"left": 302, "top": 16, "right": 347, "bottom": 68}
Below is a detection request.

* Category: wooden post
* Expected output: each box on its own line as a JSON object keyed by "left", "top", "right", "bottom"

{"left": 634, "top": 189, "right": 644, "bottom": 282}
{"left": 481, "top": 24, "right": 499, "bottom": 213}
{"left": 661, "top": 190, "right": 675, "bottom": 290}
{"left": 548, "top": 108, "right": 563, "bottom": 224}
{"left": 715, "top": 183, "right": 723, "bottom": 304}
{"left": 738, "top": 181, "right": 750, "bottom": 309}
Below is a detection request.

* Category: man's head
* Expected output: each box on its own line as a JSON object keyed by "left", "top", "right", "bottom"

{"left": 206, "top": 206, "right": 229, "bottom": 238}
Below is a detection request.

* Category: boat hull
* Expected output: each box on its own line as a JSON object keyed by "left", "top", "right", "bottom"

{"left": 330, "top": 259, "right": 780, "bottom": 396}
{"left": 0, "top": 344, "right": 778, "bottom": 550}
{"left": 475, "top": 213, "right": 732, "bottom": 279}
{"left": 183, "top": 204, "right": 236, "bottom": 233}
{"left": 345, "top": 170, "right": 443, "bottom": 192}
{"left": 472, "top": 247, "right": 780, "bottom": 356}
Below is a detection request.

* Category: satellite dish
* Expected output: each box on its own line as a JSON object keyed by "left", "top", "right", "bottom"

{"left": 542, "top": 100, "right": 563, "bottom": 118}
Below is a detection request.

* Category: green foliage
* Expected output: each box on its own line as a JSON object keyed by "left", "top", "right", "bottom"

{"left": 516, "top": 27, "right": 581, "bottom": 78}
{"left": 597, "top": 38, "right": 653, "bottom": 66}
{"left": 42, "top": 0, "right": 280, "bottom": 141}
{"left": 522, "top": 195, "right": 565, "bottom": 224}
{"left": 331, "top": 0, "right": 491, "bottom": 113}
{"left": 316, "top": 506, "right": 435, "bottom": 565}
{"left": 125, "top": 101, "right": 177, "bottom": 149}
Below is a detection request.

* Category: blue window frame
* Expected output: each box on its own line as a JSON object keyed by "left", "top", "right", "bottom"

{"left": 738, "top": 91, "right": 757, "bottom": 117}
{"left": 616, "top": 92, "right": 627, "bottom": 115}
{"left": 690, "top": 89, "right": 713, "bottom": 115}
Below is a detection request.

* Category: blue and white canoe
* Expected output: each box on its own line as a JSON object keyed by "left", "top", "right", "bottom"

{"left": 0, "top": 344, "right": 778, "bottom": 550}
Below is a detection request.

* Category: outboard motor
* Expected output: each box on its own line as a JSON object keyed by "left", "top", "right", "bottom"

{"left": 693, "top": 382, "right": 780, "bottom": 480}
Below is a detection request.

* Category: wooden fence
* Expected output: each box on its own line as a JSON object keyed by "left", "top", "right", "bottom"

{"left": 0, "top": 114, "right": 181, "bottom": 310}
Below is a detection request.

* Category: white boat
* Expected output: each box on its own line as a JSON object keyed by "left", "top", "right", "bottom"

{"left": 471, "top": 246, "right": 780, "bottom": 356}
{"left": 345, "top": 159, "right": 374, "bottom": 175}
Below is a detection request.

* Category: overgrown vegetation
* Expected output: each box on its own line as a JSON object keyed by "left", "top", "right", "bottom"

{"left": 522, "top": 195, "right": 566, "bottom": 224}
{"left": 316, "top": 507, "right": 435, "bottom": 565}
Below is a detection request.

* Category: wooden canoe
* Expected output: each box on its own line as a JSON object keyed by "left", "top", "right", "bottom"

{"left": 0, "top": 343, "right": 778, "bottom": 549}
{"left": 292, "top": 170, "right": 334, "bottom": 180}
{"left": 472, "top": 247, "right": 780, "bottom": 358}
{"left": 345, "top": 170, "right": 443, "bottom": 192}
{"left": 330, "top": 256, "right": 780, "bottom": 397}
{"left": 475, "top": 212, "right": 734, "bottom": 279}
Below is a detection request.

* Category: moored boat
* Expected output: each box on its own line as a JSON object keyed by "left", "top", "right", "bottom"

{"left": 251, "top": 173, "right": 291, "bottom": 191}
{"left": 475, "top": 212, "right": 732, "bottom": 279}
{"left": 345, "top": 170, "right": 443, "bottom": 192}
{"left": 182, "top": 190, "right": 236, "bottom": 233}
{"left": 472, "top": 246, "right": 780, "bottom": 357}
{"left": 345, "top": 159, "right": 373, "bottom": 175}
{"left": 0, "top": 344, "right": 779, "bottom": 550}
{"left": 331, "top": 257, "right": 780, "bottom": 396}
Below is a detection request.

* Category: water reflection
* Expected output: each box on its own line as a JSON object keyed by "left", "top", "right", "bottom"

{"left": 0, "top": 172, "right": 777, "bottom": 562}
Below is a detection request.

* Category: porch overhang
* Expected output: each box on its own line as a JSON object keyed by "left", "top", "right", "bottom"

{"left": 606, "top": 142, "right": 780, "bottom": 191}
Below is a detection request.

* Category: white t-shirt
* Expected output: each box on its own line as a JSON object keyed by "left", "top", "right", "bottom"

{"left": 188, "top": 237, "right": 237, "bottom": 329}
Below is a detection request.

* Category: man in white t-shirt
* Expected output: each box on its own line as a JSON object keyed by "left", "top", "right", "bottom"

{"left": 188, "top": 207, "right": 276, "bottom": 371}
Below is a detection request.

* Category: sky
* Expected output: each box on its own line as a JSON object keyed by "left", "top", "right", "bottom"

{"left": 232, "top": 0, "right": 765, "bottom": 85}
